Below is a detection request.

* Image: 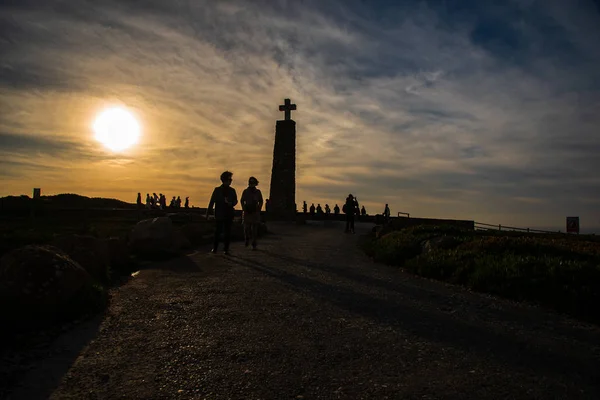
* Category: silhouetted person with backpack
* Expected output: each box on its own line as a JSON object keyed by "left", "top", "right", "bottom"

{"left": 206, "top": 171, "right": 238, "bottom": 255}
{"left": 241, "top": 176, "right": 263, "bottom": 250}
{"left": 343, "top": 194, "right": 356, "bottom": 233}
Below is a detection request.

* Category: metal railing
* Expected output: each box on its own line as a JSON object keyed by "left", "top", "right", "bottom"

{"left": 474, "top": 221, "right": 563, "bottom": 234}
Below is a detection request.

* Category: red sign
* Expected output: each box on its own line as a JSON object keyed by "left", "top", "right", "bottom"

{"left": 566, "top": 217, "right": 579, "bottom": 234}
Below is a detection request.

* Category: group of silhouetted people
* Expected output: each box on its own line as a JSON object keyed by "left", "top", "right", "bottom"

{"left": 136, "top": 171, "right": 394, "bottom": 254}
{"left": 205, "top": 171, "right": 263, "bottom": 255}
{"left": 302, "top": 197, "right": 392, "bottom": 233}
{"left": 302, "top": 196, "right": 366, "bottom": 233}
{"left": 137, "top": 192, "right": 189, "bottom": 210}
{"left": 302, "top": 200, "right": 367, "bottom": 220}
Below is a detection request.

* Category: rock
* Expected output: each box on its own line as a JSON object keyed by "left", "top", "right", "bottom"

{"left": 101, "top": 237, "right": 131, "bottom": 275}
{"left": 129, "top": 217, "right": 182, "bottom": 257}
{"left": 173, "top": 230, "right": 191, "bottom": 250}
{"left": 421, "top": 236, "right": 461, "bottom": 253}
{"left": 179, "top": 223, "right": 214, "bottom": 246}
{"left": 0, "top": 245, "right": 92, "bottom": 322}
{"left": 166, "top": 213, "right": 194, "bottom": 224}
{"left": 50, "top": 234, "right": 110, "bottom": 283}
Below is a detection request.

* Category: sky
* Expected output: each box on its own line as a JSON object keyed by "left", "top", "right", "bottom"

{"left": 1, "top": 0, "right": 599, "bottom": 231}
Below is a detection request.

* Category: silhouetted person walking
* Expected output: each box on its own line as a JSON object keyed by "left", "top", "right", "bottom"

{"left": 207, "top": 171, "right": 238, "bottom": 255}
{"left": 309, "top": 203, "right": 315, "bottom": 217}
{"left": 361, "top": 205, "right": 366, "bottom": 216}
{"left": 343, "top": 194, "right": 356, "bottom": 233}
{"left": 241, "top": 176, "right": 263, "bottom": 250}
{"left": 334, "top": 204, "right": 340, "bottom": 215}
{"left": 184, "top": 196, "right": 189, "bottom": 209}
{"left": 136, "top": 192, "right": 142, "bottom": 208}
{"left": 383, "top": 203, "right": 391, "bottom": 224}
{"left": 303, "top": 201, "right": 308, "bottom": 214}
{"left": 325, "top": 204, "right": 331, "bottom": 215}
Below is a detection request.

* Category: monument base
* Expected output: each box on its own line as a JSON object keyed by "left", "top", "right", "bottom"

{"left": 268, "top": 119, "right": 296, "bottom": 220}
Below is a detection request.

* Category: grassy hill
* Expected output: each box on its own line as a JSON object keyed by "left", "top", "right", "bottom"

{"left": 0, "top": 193, "right": 135, "bottom": 211}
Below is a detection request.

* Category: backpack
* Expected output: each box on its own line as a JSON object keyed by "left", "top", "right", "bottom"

{"left": 243, "top": 189, "right": 259, "bottom": 213}
{"left": 343, "top": 200, "right": 354, "bottom": 214}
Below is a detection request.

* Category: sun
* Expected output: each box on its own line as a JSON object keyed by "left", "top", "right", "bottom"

{"left": 93, "top": 107, "right": 141, "bottom": 152}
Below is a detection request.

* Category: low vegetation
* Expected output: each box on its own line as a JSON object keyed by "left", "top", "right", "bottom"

{"left": 363, "top": 224, "right": 600, "bottom": 324}
{"left": 0, "top": 207, "right": 215, "bottom": 333}
{"left": 1, "top": 201, "right": 268, "bottom": 334}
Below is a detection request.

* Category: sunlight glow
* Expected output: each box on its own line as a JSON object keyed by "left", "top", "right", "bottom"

{"left": 93, "top": 107, "right": 141, "bottom": 152}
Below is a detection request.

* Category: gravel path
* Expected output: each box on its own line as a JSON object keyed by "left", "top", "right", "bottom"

{"left": 8, "top": 221, "right": 600, "bottom": 399}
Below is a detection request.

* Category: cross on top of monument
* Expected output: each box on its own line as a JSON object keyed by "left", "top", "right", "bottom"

{"left": 278, "top": 98, "right": 297, "bottom": 121}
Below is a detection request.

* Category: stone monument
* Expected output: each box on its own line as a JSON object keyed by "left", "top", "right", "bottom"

{"left": 268, "top": 98, "right": 297, "bottom": 220}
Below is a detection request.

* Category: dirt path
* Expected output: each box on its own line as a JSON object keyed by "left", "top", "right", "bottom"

{"left": 7, "top": 221, "right": 600, "bottom": 399}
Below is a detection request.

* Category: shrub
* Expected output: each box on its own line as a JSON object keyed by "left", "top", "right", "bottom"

{"left": 370, "top": 231, "right": 422, "bottom": 266}
{"left": 458, "top": 236, "right": 599, "bottom": 263}
{"left": 363, "top": 224, "right": 600, "bottom": 324}
{"left": 57, "top": 282, "right": 109, "bottom": 323}
{"left": 1, "top": 281, "right": 109, "bottom": 332}
{"left": 404, "top": 224, "right": 474, "bottom": 238}
{"left": 404, "top": 249, "right": 477, "bottom": 282}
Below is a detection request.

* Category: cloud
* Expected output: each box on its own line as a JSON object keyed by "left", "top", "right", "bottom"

{"left": 0, "top": 131, "right": 80, "bottom": 154}
{"left": 1, "top": 0, "right": 600, "bottom": 227}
